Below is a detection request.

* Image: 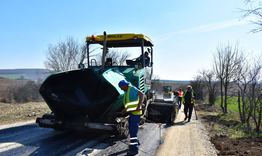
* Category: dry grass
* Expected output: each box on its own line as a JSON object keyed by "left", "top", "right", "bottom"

{"left": 0, "top": 102, "right": 51, "bottom": 125}
{"left": 0, "top": 78, "right": 28, "bottom": 102}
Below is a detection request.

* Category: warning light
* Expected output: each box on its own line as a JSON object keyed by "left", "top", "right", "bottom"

{"left": 91, "top": 35, "right": 96, "bottom": 40}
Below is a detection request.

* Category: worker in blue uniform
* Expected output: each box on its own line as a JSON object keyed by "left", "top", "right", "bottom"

{"left": 118, "top": 80, "right": 145, "bottom": 156}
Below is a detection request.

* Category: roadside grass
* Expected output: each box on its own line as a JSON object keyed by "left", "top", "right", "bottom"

{"left": 199, "top": 96, "right": 260, "bottom": 138}
{"left": 215, "top": 96, "right": 239, "bottom": 112}
{"left": 199, "top": 99, "right": 262, "bottom": 155}
{"left": 217, "top": 112, "right": 248, "bottom": 138}
{"left": 0, "top": 102, "right": 50, "bottom": 125}
{"left": 199, "top": 108, "right": 246, "bottom": 138}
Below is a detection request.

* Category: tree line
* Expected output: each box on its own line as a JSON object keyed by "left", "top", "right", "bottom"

{"left": 193, "top": 43, "right": 261, "bottom": 135}
{"left": 190, "top": 0, "right": 262, "bottom": 136}
{"left": 0, "top": 79, "right": 42, "bottom": 103}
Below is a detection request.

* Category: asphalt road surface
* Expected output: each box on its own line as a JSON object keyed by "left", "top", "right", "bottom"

{"left": 0, "top": 122, "right": 163, "bottom": 156}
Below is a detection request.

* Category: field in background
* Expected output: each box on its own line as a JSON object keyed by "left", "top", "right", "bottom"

{"left": 0, "top": 68, "right": 50, "bottom": 81}
{"left": 0, "top": 102, "right": 50, "bottom": 125}
{"left": 0, "top": 78, "right": 28, "bottom": 102}
{"left": 215, "top": 96, "right": 239, "bottom": 112}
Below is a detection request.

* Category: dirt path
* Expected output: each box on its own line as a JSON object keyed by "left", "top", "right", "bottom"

{"left": 156, "top": 105, "right": 218, "bottom": 156}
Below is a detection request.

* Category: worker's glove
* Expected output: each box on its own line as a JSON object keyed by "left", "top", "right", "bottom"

{"left": 120, "top": 108, "right": 127, "bottom": 114}
{"left": 135, "top": 107, "right": 142, "bottom": 111}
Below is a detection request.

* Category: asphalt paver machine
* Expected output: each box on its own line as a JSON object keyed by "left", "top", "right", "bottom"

{"left": 36, "top": 32, "right": 154, "bottom": 136}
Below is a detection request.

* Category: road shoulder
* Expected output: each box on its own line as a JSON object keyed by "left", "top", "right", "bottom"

{"left": 0, "top": 120, "right": 35, "bottom": 130}
{"left": 156, "top": 106, "right": 218, "bottom": 156}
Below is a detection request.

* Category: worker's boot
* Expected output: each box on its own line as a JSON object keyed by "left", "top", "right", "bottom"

{"left": 126, "top": 150, "right": 138, "bottom": 156}
{"left": 127, "top": 145, "right": 138, "bottom": 155}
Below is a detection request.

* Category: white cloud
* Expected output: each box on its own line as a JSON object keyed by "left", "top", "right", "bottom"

{"left": 157, "top": 18, "right": 255, "bottom": 43}
{"left": 176, "top": 19, "right": 248, "bottom": 34}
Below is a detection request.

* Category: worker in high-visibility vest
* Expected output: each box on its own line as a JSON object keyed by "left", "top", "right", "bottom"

{"left": 177, "top": 88, "right": 184, "bottom": 109}
{"left": 118, "top": 80, "right": 144, "bottom": 156}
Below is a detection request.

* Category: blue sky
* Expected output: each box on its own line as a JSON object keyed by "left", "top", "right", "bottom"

{"left": 0, "top": 0, "right": 261, "bottom": 80}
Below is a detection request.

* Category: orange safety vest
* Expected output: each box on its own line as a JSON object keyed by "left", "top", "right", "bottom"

{"left": 178, "top": 90, "right": 184, "bottom": 97}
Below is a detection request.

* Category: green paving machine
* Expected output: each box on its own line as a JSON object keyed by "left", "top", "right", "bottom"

{"left": 36, "top": 32, "right": 154, "bottom": 135}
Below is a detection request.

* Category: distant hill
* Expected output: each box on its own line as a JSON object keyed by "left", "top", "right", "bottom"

{"left": 0, "top": 69, "right": 51, "bottom": 81}
{"left": 0, "top": 69, "right": 191, "bottom": 83}
{"left": 155, "top": 79, "right": 190, "bottom": 84}
{"left": 151, "top": 79, "right": 190, "bottom": 92}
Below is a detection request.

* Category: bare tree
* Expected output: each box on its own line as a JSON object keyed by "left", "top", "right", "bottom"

{"left": 213, "top": 48, "right": 226, "bottom": 112}
{"left": 191, "top": 75, "right": 205, "bottom": 101}
{"left": 117, "top": 52, "right": 131, "bottom": 66}
{"left": 200, "top": 70, "right": 218, "bottom": 105}
{"left": 213, "top": 43, "right": 243, "bottom": 113}
{"left": 248, "top": 57, "right": 262, "bottom": 135}
{"left": 45, "top": 37, "right": 84, "bottom": 72}
{"left": 256, "top": 84, "right": 262, "bottom": 135}
{"left": 235, "top": 56, "right": 249, "bottom": 124}
{"left": 106, "top": 50, "right": 131, "bottom": 65}
{"left": 235, "top": 55, "right": 262, "bottom": 135}
{"left": 243, "top": 0, "right": 262, "bottom": 33}
{"left": 95, "top": 50, "right": 130, "bottom": 66}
